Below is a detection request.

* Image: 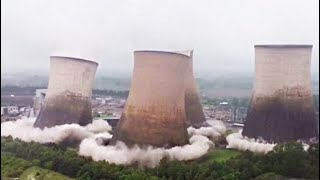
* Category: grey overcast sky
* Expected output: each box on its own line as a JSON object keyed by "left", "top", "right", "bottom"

{"left": 1, "top": 0, "right": 319, "bottom": 76}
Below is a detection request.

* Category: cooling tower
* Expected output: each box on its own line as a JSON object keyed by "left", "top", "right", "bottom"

{"left": 111, "top": 51, "right": 190, "bottom": 147}
{"left": 33, "top": 56, "right": 98, "bottom": 129}
{"left": 175, "top": 50, "right": 208, "bottom": 128}
{"left": 242, "top": 45, "right": 318, "bottom": 143}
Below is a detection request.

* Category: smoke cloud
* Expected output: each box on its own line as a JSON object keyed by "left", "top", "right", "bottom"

{"left": 78, "top": 122, "right": 227, "bottom": 168}
{"left": 226, "top": 131, "right": 311, "bottom": 153}
{"left": 188, "top": 120, "right": 227, "bottom": 140}
{"left": 1, "top": 117, "right": 228, "bottom": 167}
{"left": 79, "top": 133, "right": 214, "bottom": 168}
{"left": 226, "top": 131, "right": 275, "bottom": 154}
{"left": 1, "top": 117, "right": 112, "bottom": 143}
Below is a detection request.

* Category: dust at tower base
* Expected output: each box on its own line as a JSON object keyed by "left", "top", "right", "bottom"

{"left": 242, "top": 45, "right": 318, "bottom": 143}
{"left": 33, "top": 56, "right": 98, "bottom": 129}
{"left": 111, "top": 51, "right": 190, "bottom": 148}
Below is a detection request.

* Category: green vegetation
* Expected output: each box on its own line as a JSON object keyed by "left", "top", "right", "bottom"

{"left": 203, "top": 95, "right": 319, "bottom": 112}
{"left": 205, "top": 149, "right": 241, "bottom": 163}
{"left": 19, "top": 166, "right": 75, "bottom": 180}
{"left": 1, "top": 137, "right": 319, "bottom": 180}
{"left": 1, "top": 153, "right": 32, "bottom": 177}
{"left": 92, "top": 89, "right": 129, "bottom": 98}
{"left": 253, "top": 172, "right": 286, "bottom": 180}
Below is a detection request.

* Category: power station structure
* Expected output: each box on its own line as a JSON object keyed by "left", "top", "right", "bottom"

{"left": 33, "top": 56, "right": 98, "bottom": 129}
{"left": 175, "top": 50, "right": 208, "bottom": 128}
{"left": 33, "top": 89, "right": 47, "bottom": 117}
{"left": 242, "top": 45, "right": 318, "bottom": 143}
{"left": 111, "top": 51, "right": 190, "bottom": 147}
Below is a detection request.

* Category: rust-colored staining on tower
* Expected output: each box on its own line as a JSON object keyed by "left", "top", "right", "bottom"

{"left": 33, "top": 56, "right": 98, "bottom": 129}
{"left": 111, "top": 51, "right": 190, "bottom": 147}
{"left": 242, "top": 45, "right": 318, "bottom": 143}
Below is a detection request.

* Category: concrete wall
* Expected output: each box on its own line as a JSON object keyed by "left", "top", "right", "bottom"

{"left": 242, "top": 45, "right": 318, "bottom": 142}
{"left": 33, "top": 56, "right": 98, "bottom": 128}
{"left": 180, "top": 50, "right": 207, "bottom": 127}
{"left": 33, "top": 89, "right": 46, "bottom": 117}
{"left": 111, "top": 51, "right": 189, "bottom": 147}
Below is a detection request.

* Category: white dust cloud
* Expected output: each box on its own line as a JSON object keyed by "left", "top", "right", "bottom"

{"left": 79, "top": 133, "right": 214, "bottom": 168}
{"left": 226, "top": 131, "right": 311, "bottom": 154}
{"left": 188, "top": 120, "right": 227, "bottom": 140}
{"left": 1, "top": 117, "right": 228, "bottom": 167}
{"left": 78, "top": 120, "right": 227, "bottom": 168}
{"left": 226, "top": 131, "right": 275, "bottom": 154}
{"left": 1, "top": 117, "right": 112, "bottom": 143}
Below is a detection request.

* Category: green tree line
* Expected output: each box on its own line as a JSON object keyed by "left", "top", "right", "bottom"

{"left": 1, "top": 137, "right": 318, "bottom": 180}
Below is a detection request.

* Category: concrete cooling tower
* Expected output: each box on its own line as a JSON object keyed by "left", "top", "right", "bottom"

{"left": 175, "top": 50, "right": 208, "bottom": 128}
{"left": 111, "top": 51, "right": 190, "bottom": 147}
{"left": 242, "top": 45, "right": 318, "bottom": 143}
{"left": 33, "top": 56, "right": 98, "bottom": 129}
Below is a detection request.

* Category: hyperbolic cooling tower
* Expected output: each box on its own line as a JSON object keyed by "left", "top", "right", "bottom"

{"left": 33, "top": 56, "right": 98, "bottom": 129}
{"left": 175, "top": 50, "right": 208, "bottom": 128}
{"left": 111, "top": 51, "right": 190, "bottom": 147}
{"left": 242, "top": 45, "right": 318, "bottom": 143}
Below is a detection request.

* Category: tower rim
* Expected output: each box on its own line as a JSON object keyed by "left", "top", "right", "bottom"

{"left": 134, "top": 50, "right": 191, "bottom": 58}
{"left": 50, "top": 56, "right": 98, "bottom": 66}
{"left": 254, "top": 44, "right": 313, "bottom": 48}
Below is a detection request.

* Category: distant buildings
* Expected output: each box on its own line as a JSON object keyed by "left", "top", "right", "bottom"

{"left": 203, "top": 101, "right": 247, "bottom": 124}
{"left": 1, "top": 106, "right": 19, "bottom": 116}
{"left": 219, "top": 102, "right": 228, "bottom": 105}
{"left": 1, "top": 105, "right": 34, "bottom": 123}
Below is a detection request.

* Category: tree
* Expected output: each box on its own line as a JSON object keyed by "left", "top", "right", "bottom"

{"left": 268, "top": 142, "right": 308, "bottom": 178}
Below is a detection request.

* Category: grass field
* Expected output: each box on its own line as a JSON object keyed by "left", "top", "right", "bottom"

{"left": 205, "top": 149, "right": 241, "bottom": 163}
{"left": 1, "top": 154, "right": 74, "bottom": 180}
{"left": 19, "top": 166, "right": 75, "bottom": 180}
{"left": 1, "top": 153, "right": 32, "bottom": 178}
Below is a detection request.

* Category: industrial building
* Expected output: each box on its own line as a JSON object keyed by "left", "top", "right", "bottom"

{"left": 242, "top": 45, "right": 318, "bottom": 143}
{"left": 111, "top": 51, "right": 190, "bottom": 147}
{"left": 1, "top": 106, "right": 19, "bottom": 116}
{"left": 33, "top": 56, "right": 98, "bottom": 129}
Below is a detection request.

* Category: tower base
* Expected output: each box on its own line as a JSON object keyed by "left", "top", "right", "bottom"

{"left": 33, "top": 95, "right": 92, "bottom": 129}
{"left": 242, "top": 98, "right": 318, "bottom": 143}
